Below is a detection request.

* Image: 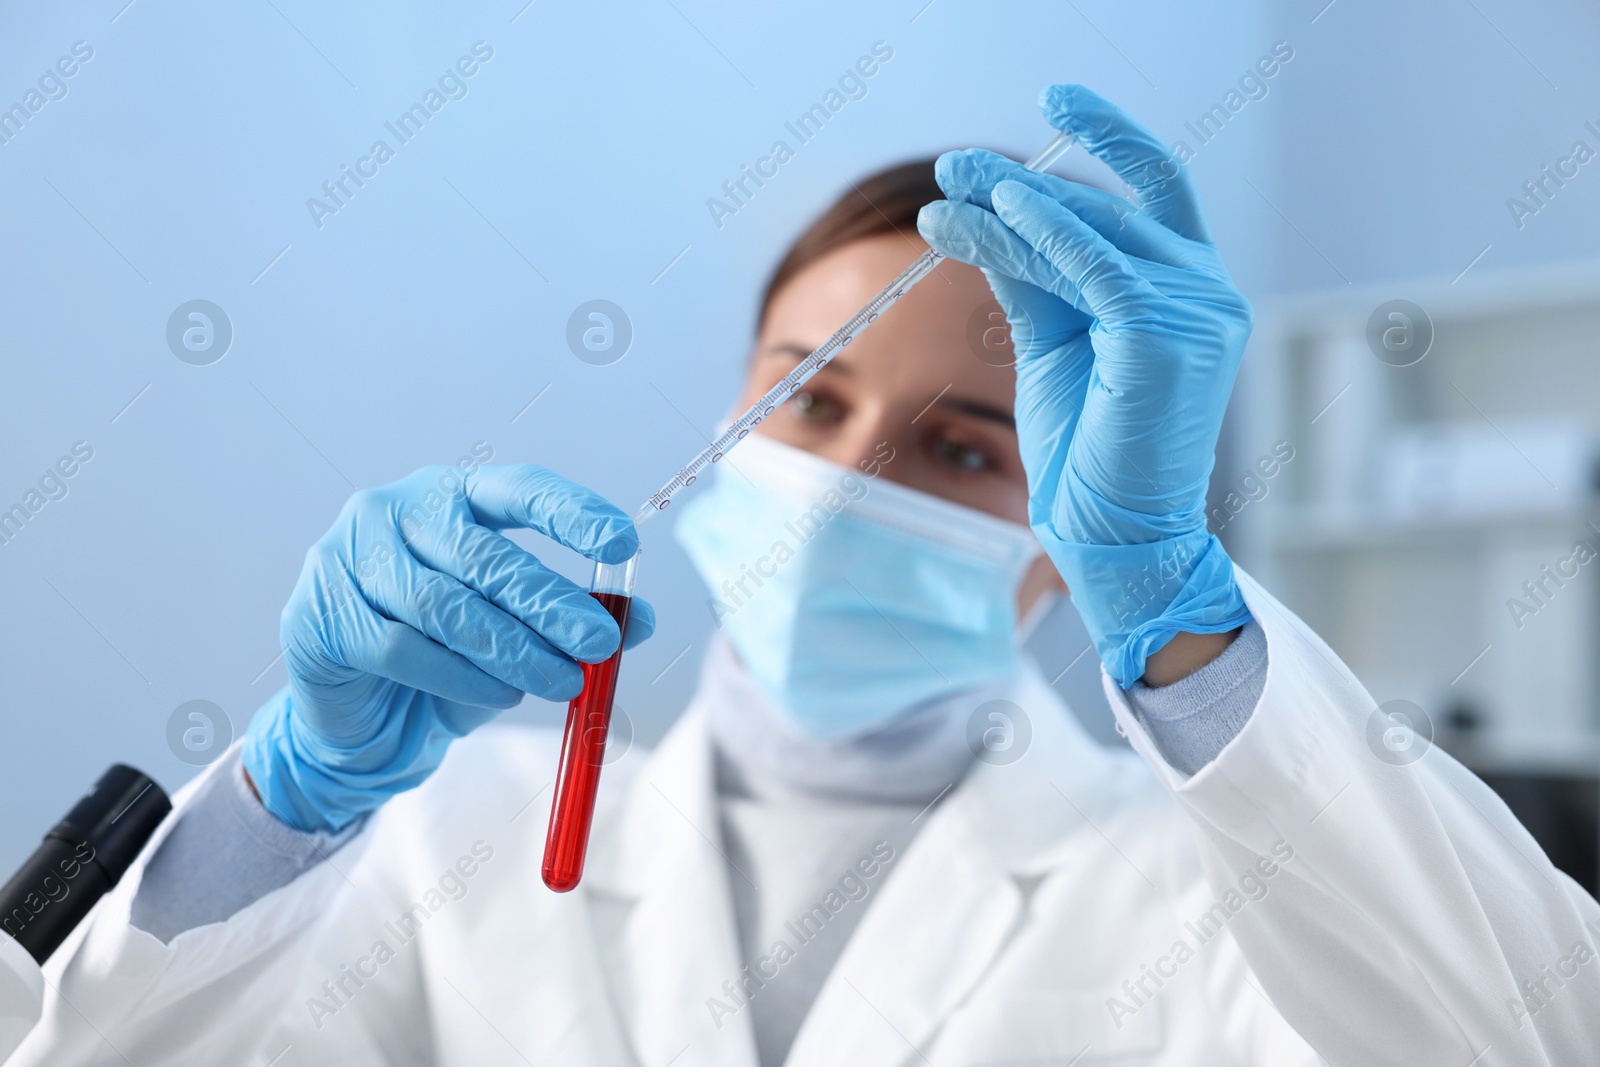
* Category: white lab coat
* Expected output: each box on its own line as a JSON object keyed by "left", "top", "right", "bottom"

{"left": 14, "top": 571, "right": 1600, "bottom": 1066}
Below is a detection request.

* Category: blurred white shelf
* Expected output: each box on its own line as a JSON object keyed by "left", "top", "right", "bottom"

{"left": 1254, "top": 257, "right": 1600, "bottom": 332}
{"left": 1267, "top": 500, "right": 1600, "bottom": 553}
{"left": 1446, "top": 730, "right": 1600, "bottom": 778}
{"left": 1232, "top": 259, "right": 1600, "bottom": 777}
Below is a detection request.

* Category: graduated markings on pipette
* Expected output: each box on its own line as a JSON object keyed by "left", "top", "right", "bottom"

{"left": 639, "top": 131, "right": 1074, "bottom": 517}
{"left": 640, "top": 250, "right": 946, "bottom": 515}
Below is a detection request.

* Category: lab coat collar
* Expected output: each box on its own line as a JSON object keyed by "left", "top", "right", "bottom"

{"left": 586, "top": 653, "right": 1144, "bottom": 1067}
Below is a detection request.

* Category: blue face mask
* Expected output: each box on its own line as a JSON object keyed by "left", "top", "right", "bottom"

{"left": 672, "top": 433, "right": 1042, "bottom": 741}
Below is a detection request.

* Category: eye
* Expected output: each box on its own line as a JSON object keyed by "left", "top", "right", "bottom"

{"left": 932, "top": 435, "right": 990, "bottom": 472}
{"left": 789, "top": 388, "right": 843, "bottom": 424}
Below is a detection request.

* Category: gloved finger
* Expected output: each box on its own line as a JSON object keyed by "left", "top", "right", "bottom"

{"left": 410, "top": 521, "right": 625, "bottom": 663}
{"left": 433, "top": 701, "right": 505, "bottom": 738}
{"left": 920, "top": 199, "right": 1078, "bottom": 310}
{"left": 921, "top": 198, "right": 1119, "bottom": 328}
{"left": 1038, "top": 84, "right": 1211, "bottom": 245}
{"left": 366, "top": 554, "right": 593, "bottom": 701}
{"left": 350, "top": 614, "right": 525, "bottom": 710}
{"left": 979, "top": 267, "right": 1094, "bottom": 354}
{"left": 936, "top": 150, "right": 1208, "bottom": 269}
{"left": 464, "top": 464, "right": 638, "bottom": 564}
{"left": 989, "top": 180, "right": 1162, "bottom": 328}
{"left": 622, "top": 596, "right": 656, "bottom": 650}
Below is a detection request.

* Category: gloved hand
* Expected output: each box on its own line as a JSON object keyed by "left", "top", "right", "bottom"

{"left": 918, "top": 83, "right": 1252, "bottom": 687}
{"left": 242, "top": 464, "right": 654, "bottom": 833}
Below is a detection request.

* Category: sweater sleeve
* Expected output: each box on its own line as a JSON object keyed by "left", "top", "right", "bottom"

{"left": 1123, "top": 617, "right": 1266, "bottom": 775}
{"left": 128, "top": 749, "right": 362, "bottom": 942}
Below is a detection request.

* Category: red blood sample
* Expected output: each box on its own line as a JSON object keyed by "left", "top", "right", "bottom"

{"left": 542, "top": 591, "right": 632, "bottom": 892}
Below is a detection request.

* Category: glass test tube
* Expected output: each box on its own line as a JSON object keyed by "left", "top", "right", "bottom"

{"left": 541, "top": 551, "right": 638, "bottom": 892}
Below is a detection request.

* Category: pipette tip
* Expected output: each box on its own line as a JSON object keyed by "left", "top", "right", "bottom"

{"left": 1023, "top": 130, "right": 1076, "bottom": 173}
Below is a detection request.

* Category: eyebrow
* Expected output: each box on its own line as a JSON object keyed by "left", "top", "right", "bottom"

{"left": 766, "top": 342, "right": 851, "bottom": 374}
{"left": 937, "top": 396, "right": 1015, "bottom": 430}
{"left": 764, "top": 342, "right": 1015, "bottom": 430}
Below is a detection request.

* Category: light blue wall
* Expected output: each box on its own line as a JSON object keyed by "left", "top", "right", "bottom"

{"left": 5, "top": 0, "right": 1298, "bottom": 872}
{"left": 1260, "top": 0, "right": 1600, "bottom": 291}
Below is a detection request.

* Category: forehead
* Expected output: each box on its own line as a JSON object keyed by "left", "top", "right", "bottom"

{"left": 758, "top": 233, "right": 1015, "bottom": 401}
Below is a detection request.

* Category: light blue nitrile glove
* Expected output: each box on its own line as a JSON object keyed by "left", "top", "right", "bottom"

{"left": 242, "top": 464, "right": 655, "bottom": 833}
{"left": 918, "top": 83, "right": 1253, "bottom": 687}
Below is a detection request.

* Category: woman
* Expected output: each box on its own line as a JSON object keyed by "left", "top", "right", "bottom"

{"left": 18, "top": 85, "right": 1598, "bottom": 1067}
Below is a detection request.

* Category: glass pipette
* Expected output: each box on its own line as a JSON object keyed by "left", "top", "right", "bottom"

{"left": 631, "top": 128, "right": 1075, "bottom": 527}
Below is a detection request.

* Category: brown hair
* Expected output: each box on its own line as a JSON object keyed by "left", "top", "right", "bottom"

{"left": 758, "top": 158, "right": 942, "bottom": 330}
